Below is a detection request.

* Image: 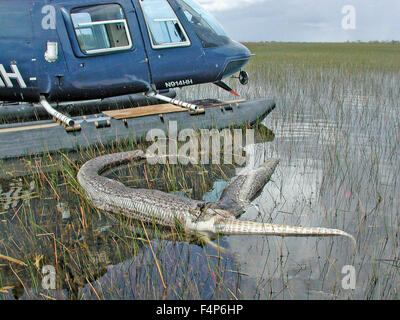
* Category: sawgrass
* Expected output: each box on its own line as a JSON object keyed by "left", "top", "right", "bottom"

{"left": 0, "top": 136, "right": 243, "bottom": 300}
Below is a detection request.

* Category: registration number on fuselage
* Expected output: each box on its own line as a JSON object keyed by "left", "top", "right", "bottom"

{"left": 164, "top": 79, "right": 193, "bottom": 88}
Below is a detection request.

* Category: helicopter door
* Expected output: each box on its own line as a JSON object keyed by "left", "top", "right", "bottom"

{"left": 135, "top": 0, "right": 206, "bottom": 90}
{"left": 62, "top": 1, "right": 151, "bottom": 99}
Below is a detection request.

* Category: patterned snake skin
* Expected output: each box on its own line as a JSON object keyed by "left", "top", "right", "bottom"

{"left": 77, "top": 150, "right": 355, "bottom": 243}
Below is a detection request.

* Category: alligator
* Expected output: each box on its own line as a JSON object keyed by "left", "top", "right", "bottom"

{"left": 77, "top": 150, "right": 355, "bottom": 244}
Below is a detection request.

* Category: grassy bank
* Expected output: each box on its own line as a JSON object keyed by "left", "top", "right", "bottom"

{"left": 244, "top": 42, "right": 400, "bottom": 71}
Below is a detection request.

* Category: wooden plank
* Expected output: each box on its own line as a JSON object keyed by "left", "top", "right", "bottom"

{"left": 103, "top": 103, "right": 185, "bottom": 119}
{"left": 103, "top": 100, "right": 247, "bottom": 120}
{"left": 0, "top": 122, "right": 59, "bottom": 133}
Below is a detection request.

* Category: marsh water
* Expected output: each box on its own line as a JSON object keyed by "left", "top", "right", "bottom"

{"left": 1, "top": 47, "right": 399, "bottom": 299}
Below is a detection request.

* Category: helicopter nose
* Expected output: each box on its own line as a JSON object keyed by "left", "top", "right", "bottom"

{"left": 220, "top": 41, "right": 251, "bottom": 79}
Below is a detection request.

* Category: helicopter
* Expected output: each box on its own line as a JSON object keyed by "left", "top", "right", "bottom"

{"left": 0, "top": 0, "right": 252, "bottom": 127}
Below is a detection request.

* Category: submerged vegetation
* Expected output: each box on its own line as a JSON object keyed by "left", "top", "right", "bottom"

{"left": 1, "top": 42, "right": 399, "bottom": 299}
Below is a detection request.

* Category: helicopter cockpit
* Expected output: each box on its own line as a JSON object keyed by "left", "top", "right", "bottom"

{"left": 69, "top": 0, "right": 233, "bottom": 54}
{"left": 140, "top": 0, "right": 231, "bottom": 49}
{"left": 175, "top": 0, "right": 231, "bottom": 48}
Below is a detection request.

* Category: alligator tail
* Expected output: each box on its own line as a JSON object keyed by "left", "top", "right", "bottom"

{"left": 215, "top": 219, "right": 356, "bottom": 245}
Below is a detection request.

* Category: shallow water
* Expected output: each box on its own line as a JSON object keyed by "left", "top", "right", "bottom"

{"left": 180, "top": 65, "right": 400, "bottom": 299}
{"left": 1, "top": 64, "right": 399, "bottom": 300}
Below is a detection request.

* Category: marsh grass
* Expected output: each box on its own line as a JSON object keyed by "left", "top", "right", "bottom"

{"left": 179, "top": 42, "right": 399, "bottom": 299}
{"left": 1, "top": 42, "right": 399, "bottom": 300}
{"left": 0, "top": 135, "right": 246, "bottom": 300}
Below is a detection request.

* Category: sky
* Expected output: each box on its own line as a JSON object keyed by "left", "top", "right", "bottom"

{"left": 197, "top": 0, "right": 400, "bottom": 42}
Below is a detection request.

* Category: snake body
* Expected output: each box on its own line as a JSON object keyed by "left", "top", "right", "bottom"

{"left": 77, "top": 150, "right": 355, "bottom": 243}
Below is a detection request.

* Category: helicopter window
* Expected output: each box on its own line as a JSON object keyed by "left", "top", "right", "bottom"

{"left": 139, "top": 0, "right": 190, "bottom": 49}
{"left": 71, "top": 4, "right": 132, "bottom": 54}
{"left": 175, "top": 0, "right": 230, "bottom": 48}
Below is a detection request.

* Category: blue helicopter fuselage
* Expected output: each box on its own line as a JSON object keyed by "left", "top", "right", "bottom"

{"left": 0, "top": 0, "right": 250, "bottom": 103}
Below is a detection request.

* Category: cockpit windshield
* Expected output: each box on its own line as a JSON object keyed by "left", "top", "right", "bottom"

{"left": 175, "top": 0, "right": 230, "bottom": 48}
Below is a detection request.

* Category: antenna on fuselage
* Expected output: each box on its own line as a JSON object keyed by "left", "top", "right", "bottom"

{"left": 213, "top": 80, "right": 240, "bottom": 97}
